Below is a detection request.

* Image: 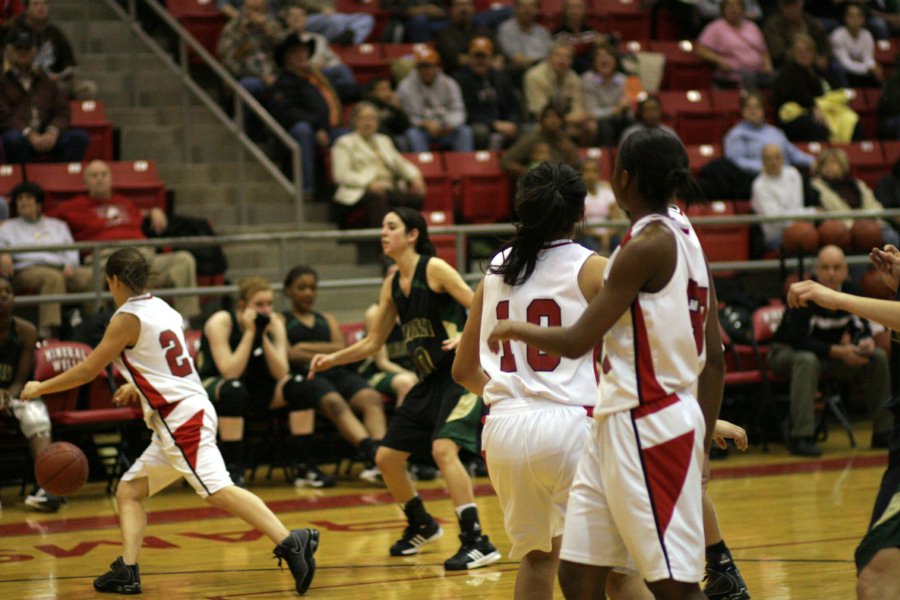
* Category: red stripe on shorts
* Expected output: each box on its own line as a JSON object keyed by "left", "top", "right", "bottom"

{"left": 641, "top": 429, "right": 695, "bottom": 538}
{"left": 173, "top": 409, "right": 205, "bottom": 470}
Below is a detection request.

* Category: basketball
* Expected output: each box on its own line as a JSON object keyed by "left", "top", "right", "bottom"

{"left": 851, "top": 219, "right": 884, "bottom": 253}
{"left": 35, "top": 441, "right": 89, "bottom": 496}
{"left": 817, "top": 220, "right": 852, "bottom": 250}
{"left": 859, "top": 268, "right": 894, "bottom": 299}
{"left": 782, "top": 221, "right": 819, "bottom": 255}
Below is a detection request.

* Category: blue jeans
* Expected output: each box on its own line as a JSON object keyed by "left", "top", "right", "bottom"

{"left": 0, "top": 128, "right": 89, "bottom": 163}
{"left": 405, "top": 125, "right": 473, "bottom": 153}
{"left": 288, "top": 122, "right": 350, "bottom": 194}
{"left": 306, "top": 13, "right": 374, "bottom": 44}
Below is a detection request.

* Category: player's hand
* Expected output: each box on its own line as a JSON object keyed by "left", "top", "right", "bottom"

{"left": 441, "top": 336, "right": 460, "bottom": 352}
{"left": 856, "top": 337, "right": 876, "bottom": 357}
{"left": 713, "top": 419, "right": 748, "bottom": 451}
{"left": 870, "top": 244, "right": 900, "bottom": 292}
{"left": 308, "top": 353, "right": 334, "bottom": 379}
{"left": 486, "top": 321, "right": 519, "bottom": 353}
{"left": 113, "top": 383, "right": 140, "bottom": 406}
{"left": 240, "top": 308, "right": 258, "bottom": 333}
{"left": 788, "top": 280, "right": 839, "bottom": 309}
{"left": 19, "top": 381, "right": 41, "bottom": 400}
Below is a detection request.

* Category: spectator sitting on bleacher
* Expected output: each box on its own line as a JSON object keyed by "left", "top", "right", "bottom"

{"left": 501, "top": 102, "right": 579, "bottom": 178}
{"left": 453, "top": 36, "right": 520, "bottom": 151}
{"left": 524, "top": 40, "right": 595, "bottom": 146}
{"left": 364, "top": 77, "right": 412, "bottom": 150}
{"left": 282, "top": 3, "right": 360, "bottom": 101}
{"left": 695, "top": 0, "right": 774, "bottom": 89}
{"left": 49, "top": 160, "right": 201, "bottom": 325}
{"left": 497, "top": 0, "right": 551, "bottom": 86}
{"left": 0, "top": 26, "right": 88, "bottom": 164}
{"left": 619, "top": 94, "right": 679, "bottom": 144}
{"left": 0, "top": 276, "right": 64, "bottom": 511}
{"left": 577, "top": 157, "right": 622, "bottom": 255}
{"left": 331, "top": 102, "right": 425, "bottom": 228}
{"left": 554, "top": 0, "right": 603, "bottom": 74}
{"left": 381, "top": 0, "right": 447, "bottom": 43}
{"left": 217, "top": 0, "right": 283, "bottom": 105}
{"left": 581, "top": 42, "right": 633, "bottom": 148}
{"left": 282, "top": 265, "right": 385, "bottom": 483}
{"left": 875, "top": 158, "right": 900, "bottom": 209}
{"left": 0, "top": 182, "right": 92, "bottom": 339}
{"left": 396, "top": 45, "right": 473, "bottom": 153}
{"left": 764, "top": 0, "right": 848, "bottom": 87}
{"left": 829, "top": 2, "right": 884, "bottom": 88}
{"left": 751, "top": 143, "right": 816, "bottom": 251}
{"left": 269, "top": 33, "right": 348, "bottom": 198}
{"left": 810, "top": 147, "right": 900, "bottom": 246}
{"left": 878, "top": 52, "right": 900, "bottom": 139}
{"left": 11, "top": 0, "right": 96, "bottom": 100}
{"left": 218, "top": 0, "right": 279, "bottom": 20}
{"left": 435, "top": 0, "right": 493, "bottom": 76}
{"left": 293, "top": 0, "right": 374, "bottom": 45}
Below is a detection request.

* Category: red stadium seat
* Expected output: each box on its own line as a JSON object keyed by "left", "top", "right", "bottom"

{"left": 402, "top": 152, "right": 454, "bottom": 212}
{"left": 339, "top": 321, "right": 366, "bottom": 347}
{"left": 875, "top": 38, "right": 898, "bottom": 70}
{"left": 794, "top": 141, "right": 830, "bottom": 160}
{"left": 577, "top": 147, "right": 615, "bottom": 181}
{"left": 0, "top": 163, "right": 23, "bottom": 197}
{"left": 648, "top": 40, "right": 713, "bottom": 91}
{"left": 656, "top": 90, "right": 723, "bottom": 145}
{"left": 165, "top": 0, "right": 227, "bottom": 63}
{"left": 684, "top": 143, "right": 722, "bottom": 175}
{"left": 686, "top": 200, "right": 749, "bottom": 268}
{"left": 383, "top": 43, "right": 435, "bottom": 62}
{"left": 25, "top": 162, "right": 88, "bottom": 211}
{"left": 846, "top": 88, "right": 878, "bottom": 140}
{"left": 833, "top": 141, "right": 888, "bottom": 189}
{"left": 710, "top": 88, "right": 742, "bottom": 127}
{"left": 596, "top": 0, "right": 650, "bottom": 40}
{"left": 333, "top": 43, "right": 389, "bottom": 83}
{"left": 423, "top": 209, "right": 458, "bottom": 267}
{"left": 445, "top": 150, "right": 510, "bottom": 223}
{"left": 70, "top": 100, "right": 114, "bottom": 161}
{"left": 653, "top": 8, "right": 679, "bottom": 41}
{"left": 884, "top": 141, "right": 900, "bottom": 166}
{"left": 25, "top": 161, "right": 166, "bottom": 213}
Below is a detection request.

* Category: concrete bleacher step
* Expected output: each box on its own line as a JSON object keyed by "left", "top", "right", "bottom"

{"left": 157, "top": 162, "right": 272, "bottom": 186}
{"left": 106, "top": 106, "right": 220, "bottom": 129}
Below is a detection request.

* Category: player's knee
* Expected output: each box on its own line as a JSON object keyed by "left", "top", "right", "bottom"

{"left": 430, "top": 439, "right": 458, "bottom": 466}
{"left": 375, "top": 445, "right": 402, "bottom": 470}
{"left": 216, "top": 380, "right": 250, "bottom": 417}
{"left": 352, "top": 389, "right": 384, "bottom": 410}
{"left": 282, "top": 374, "right": 318, "bottom": 412}
{"left": 115, "top": 479, "right": 146, "bottom": 504}
{"left": 16, "top": 399, "right": 51, "bottom": 439}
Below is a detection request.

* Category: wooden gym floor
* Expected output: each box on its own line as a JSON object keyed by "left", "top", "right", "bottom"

{"left": 0, "top": 422, "right": 887, "bottom": 599}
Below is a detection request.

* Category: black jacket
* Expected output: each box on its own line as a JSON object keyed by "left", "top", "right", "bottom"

{"left": 268, "top": 70, "right": 330, "bottom": 132}
{"left": 453, "top": 66, "right": 520, "bottom": 128}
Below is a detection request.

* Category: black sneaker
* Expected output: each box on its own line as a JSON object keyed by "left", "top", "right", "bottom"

{"left": 789, "top": 437, "right": 822, "bottom": 457}
{"left": 294, "top": 464, "right": 336, "bottom": 488}
{"left": 273, "top": 528, "right": 320, "bottom": 595}
{"left": 389, "top": 519, "right": 443, "bottom": 556}
{"left": 24, "top": 487, "right": 62, "bottom": 513}
{"left": 704, "top": 562, "right": 750, "bottom": 600}
{"left": 93, "top": 556, "right": 142, "bottom": 595}
{"left": 443, "top": 534, "right": 502, "bottom": 570}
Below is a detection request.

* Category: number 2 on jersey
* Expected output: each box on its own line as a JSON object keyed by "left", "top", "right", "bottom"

{"left": 495, "top": 299, "right": 562, "bottom": 372}
{"left": 160, "top": 330, "right": 193, "bottom": 377}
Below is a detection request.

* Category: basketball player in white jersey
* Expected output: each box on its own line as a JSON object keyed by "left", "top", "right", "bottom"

{"left": 20, "top": 248, "right": 319, "bottom": 596}
{"left": 489, "top": 129, "right": 725, "bottom": 599}
{"left": 454, "top": 162, "right": 648, "bottom": 600}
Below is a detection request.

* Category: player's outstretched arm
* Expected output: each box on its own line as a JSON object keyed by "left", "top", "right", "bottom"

{"left": 21, "top": 313, "right": 139, "bottom": 400}
{"left": 790, "top": 279, "right": 900, "bottom": 332}
{"left": 452, "top": 279, "right": 489, "bottom": 396}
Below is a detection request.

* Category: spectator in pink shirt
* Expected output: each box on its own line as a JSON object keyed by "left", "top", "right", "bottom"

{"left": 695, "top": 0, "right": 773, "bottom": 89}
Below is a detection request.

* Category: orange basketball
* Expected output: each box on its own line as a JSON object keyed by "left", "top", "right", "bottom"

{"left": 851, "top": 219, "right": 884, "bottom": 254}
{"left": 35, "top": 441, "right": 89, "bottom": 496}
{"left": 782, "top": 221, "right": 819, "bottom": 255}
{"left": 817, "top": 220, "right": 852, "bottom": 250}
{"left": 859, "top": 268, "right": 893, "bottom": 299}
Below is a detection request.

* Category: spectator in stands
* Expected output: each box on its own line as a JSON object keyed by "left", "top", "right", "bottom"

{"left": 12, "top": 0, "right": 96, "bottom": 100}
{"left": 524, "top": 40, "right": 595, "bottom": 146}
{"left": 198, "top": 275, "right": 334, "bottom": 488}
{"left": 396, "top": 46, "right": 473, "bottom": 153}
{"left": 497, "top": 0, "right": 551, "bottom": 86}
{"left": 380, "top": 0, "right": 447, "bottom": 43}
{"left": 879, "top": 52, "right": 900, "bottom": 138}
{"left": 282, "top": 3, "right": 360, "bottom": 101}
{"left": 553, "top": 0, "right": 602, "bottom": 74}
{"left": 331, "top": 102, "right": 425, "bottom": 228}
{"left": 0, "top": 182, "right": 92, "bottom": 339}
{"left": 619, "top": 94, "right": 679, "bottom": 143}
{"left": 765, "top": 0, "right": 848, "bottom": 87}
{"left": 50, "top": 160, "right": 201, "bottom": 324}
{"left": 581, "top": 42, "right": 632, "bottom": 147}
{"left": 769, "top": 244, "right": 893, "bottom": 456}
{"left": 875, "top": 158, "right": 900, "bottom": 209}
{"left": 217, "top": 0, "right": 283, "bottom": 104}
{"left": 218, "top": 0, "right": 279, "bottom": 19}
{"left": 0, "top": 276, "right": 64, "bottom": 511}
{"left": 282, "top": 265, "right": 385, "bottom": 483}
{"left": 810, "top": 147, "right": 900, "bottom": 245}
{"left": 830, "top": 2, "right": 884, "bottom": 88}
{"left": 453, "top": 36, "right": 520, "bottom": 151}
{"left": 577, "top": 157, "right": 621, "bottom": 254}
{"left": 695, "top": 0, "right": 774, "bottom": 89}
{"left": 293, "top": 0, "right": 375, "bottom": 45}
{"left": 364, "top": 77, "right": 412, "bottom": 150}
{"left": 0, "top": 26, "right": 88, "bottom": 163}
{"left": 435, "top": 0, "right": 492, "bottom": 76}
{"left": 774, "top": 33, "right": 859, "bottom": 142}
{"left": 501, "top": 103, "right": 579, "bottom": 178}
{"left": 269, "top": 33, "right": 348, "bottom": 198}
{"left": 871, "top": 0, "right": 900, "bottom": 37}
{"left": 751, "top": 143, "right": 815, "bottom": 250}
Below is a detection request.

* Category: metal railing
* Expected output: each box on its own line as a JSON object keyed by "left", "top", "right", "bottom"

{"left": 7, "top": 208, "right": 900, "bottom": 308}
{"left": 99, "top": 0, "right": 304, "bottom": 224}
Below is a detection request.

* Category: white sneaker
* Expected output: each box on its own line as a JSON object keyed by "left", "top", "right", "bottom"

{"left": 359, "top": 466, "right": 383, "bottom": 485}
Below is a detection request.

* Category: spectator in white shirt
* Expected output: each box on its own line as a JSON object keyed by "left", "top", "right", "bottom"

{"left": 751, "top": 144, "right": 816, "bottom": 251}
{"left": 829, "top": 2, "right": 884, "bottom": 88}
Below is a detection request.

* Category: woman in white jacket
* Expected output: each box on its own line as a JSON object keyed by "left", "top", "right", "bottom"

{"left": 331, "top": 102, "right": 427, "bottom": 228}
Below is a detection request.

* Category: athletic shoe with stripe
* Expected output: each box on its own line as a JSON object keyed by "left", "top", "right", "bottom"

{"left": 443, "top": 534, "right": 501, "bottom": 570}
{"left": 389, "top": 519, "right": 443, "bottom": 556}
{"left": 293, "top": 464, "right": 336, "bottom": 488}
{"left": 703, "top": 561, "right": 751, "bottom": 600}
{"left": 273, "top": 528, "right": 320, "bottom": 595}
{"left": 93, "top": 556, "right": 142, "bottom": 594}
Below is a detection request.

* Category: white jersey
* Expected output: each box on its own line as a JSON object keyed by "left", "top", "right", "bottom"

{"left": 596, "top": 208, "right": 710, "bottom": 416}
{"left": 112, "top": 295, "right": 206, "bottom": 419}
{"left": 480, "top": 240, "right": 599, "bottom": 407}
